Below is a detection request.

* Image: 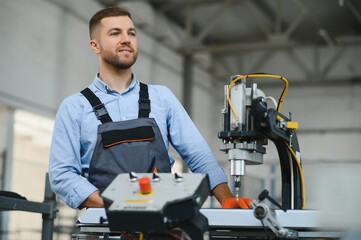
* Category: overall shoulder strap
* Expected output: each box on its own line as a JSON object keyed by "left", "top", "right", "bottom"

{"left": 81, "top": 88, "right": 112, "bottom": 123}
{"left": 138, "top": 82, "right": 151, "bottom": 118}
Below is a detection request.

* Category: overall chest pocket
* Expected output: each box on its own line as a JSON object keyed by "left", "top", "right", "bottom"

{"left": 101, "top": 126, "right": 155, "bottom": 147}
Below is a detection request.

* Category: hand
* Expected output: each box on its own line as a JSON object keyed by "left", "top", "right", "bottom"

{"left": 82, "top": 190, "right": 104, "bottom": 208}
{"left": 212, "top": 183, "right": 236, "bottom": 205}
{"left": 222, "top": 197, "right": 252, "bottom": 209}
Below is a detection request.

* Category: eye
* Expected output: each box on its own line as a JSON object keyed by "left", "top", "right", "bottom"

{"left": 110, "top": 32, "right": 119, "bottom": 36}
{"left": 129, "top": 31, "right": 136, "bottom": 37}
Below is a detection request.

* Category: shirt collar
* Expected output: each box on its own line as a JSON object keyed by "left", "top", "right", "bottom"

{"left": 93, "top": 73, "right": 138, "bottom": 95}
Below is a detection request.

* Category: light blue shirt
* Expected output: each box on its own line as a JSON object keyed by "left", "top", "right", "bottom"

{"left": 49, "top": 74, "right": 227, "bottom": 208}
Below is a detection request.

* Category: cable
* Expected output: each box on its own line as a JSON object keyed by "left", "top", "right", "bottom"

{"left": 166, "top": 230, "right": 188, "bottom": 240}
{"left": 286, "top": 143, "right": 306, "bottom": 209}
{"left": 118, "top": 232, "right": 141, "bottom": 240}
{"left": 226, "top": 75, "right": 243, "bottom": 122}
{"left": 227, "top": 73, "right": 289, "bottom": 122}
{"left": 266, "top": 96, "right": 278, "bottom": 108}
{"left": 288, "top": 146, "right": 295, "bottom": 210}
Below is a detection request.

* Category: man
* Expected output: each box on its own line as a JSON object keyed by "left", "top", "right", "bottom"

{"left": 49, "top": 6, "right": 250, "bottom": 209}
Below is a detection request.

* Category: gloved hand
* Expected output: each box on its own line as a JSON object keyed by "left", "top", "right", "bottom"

{"left": 222, "top": 197, "right": 252, "bottom": 209}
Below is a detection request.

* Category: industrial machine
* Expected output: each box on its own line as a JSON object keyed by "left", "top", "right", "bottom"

{"left": 74, "top": 203, "right": 342, "bottom": 239}
{"left": 218, "top": 73, "right": 305, "bottom": 209}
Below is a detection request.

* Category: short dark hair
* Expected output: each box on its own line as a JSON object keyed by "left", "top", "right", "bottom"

{"left": 89, "top": 6, "right": 132, "bottom": 39}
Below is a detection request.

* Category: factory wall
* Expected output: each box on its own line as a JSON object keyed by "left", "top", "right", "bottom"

{"left": 0, "top": 0, "right": 99, "bottom": 115}
{"left": 0, "top": 0, "right": 360, "bottom": 239}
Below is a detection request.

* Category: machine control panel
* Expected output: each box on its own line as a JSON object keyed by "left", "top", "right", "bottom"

{"left": 102, "top": 172, "right": 208, "bottom": 212}
{"left": 101, "top": 173, "right": 210, "bottom": 235}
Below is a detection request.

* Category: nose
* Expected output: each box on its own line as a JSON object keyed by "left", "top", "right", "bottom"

{"left": 120, "top": 33, "right": 131, "bottom": 44}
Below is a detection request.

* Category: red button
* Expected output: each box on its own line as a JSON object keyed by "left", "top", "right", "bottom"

{"left": 139, "top": 177, "right": 151, "bottom": 194}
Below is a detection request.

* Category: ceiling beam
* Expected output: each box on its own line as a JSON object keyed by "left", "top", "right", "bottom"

{"left": 286, "top": 49, "right": 313, "bottom": 78}
{"left": 195, "top": 37, "right": 361, "bottom": 54}
{"left": 245, "top": 77, "right": 361, "bottom": 88}
{"left": 195, "top": 0, "right": 234, "bottom": 43}
{"left": 246, "top": 1, "right": 272, "bottom": 36}
{"left": 284, "top": 0, "right": 308, "bottom": 37}
{"left": 155, "top": 0, "right": 237, "bottom": 11}
{"left": 274, "top": 0, "right": 283, "bottom": 34}
{"left": 320, "top": 47, "right": 345, "bottom": 77}
{"left": 346, "top": 0, "right": 361, "bottom": 26}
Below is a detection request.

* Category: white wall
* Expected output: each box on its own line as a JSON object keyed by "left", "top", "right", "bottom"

{"left": 0, "top": 0, "right": 100, "bottom": 115}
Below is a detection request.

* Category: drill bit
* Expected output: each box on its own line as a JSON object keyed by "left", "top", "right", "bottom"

{"left": 234, "top": 176, "right": 241, "bottom": 201}
{"left": 235, "top": 187, "right": 240, "bottom": 201}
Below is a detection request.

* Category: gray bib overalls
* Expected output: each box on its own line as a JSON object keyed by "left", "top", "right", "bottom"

{"left": 81, "top": 83, "right": 171, "bottom": 191}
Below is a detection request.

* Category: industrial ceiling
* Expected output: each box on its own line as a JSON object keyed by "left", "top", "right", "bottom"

{"left": 95, "top": 0, "right": 361, "bottom": 83}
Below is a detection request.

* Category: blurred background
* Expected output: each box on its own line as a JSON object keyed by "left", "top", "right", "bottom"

{"left": 0, "top": 0, "right": 360, "bottom": 239}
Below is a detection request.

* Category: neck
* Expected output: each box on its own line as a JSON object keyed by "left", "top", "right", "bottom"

{"left": 98, "top": 64, "right": 133, "bottom": 93}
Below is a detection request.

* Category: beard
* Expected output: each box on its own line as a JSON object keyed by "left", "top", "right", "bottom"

{"left": 101, "top": 47, "right": 138, "bottom": 70}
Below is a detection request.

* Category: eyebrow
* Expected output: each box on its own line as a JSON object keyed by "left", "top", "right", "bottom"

{"left": 107, "top": 27, "right": 137, "bottom": 33}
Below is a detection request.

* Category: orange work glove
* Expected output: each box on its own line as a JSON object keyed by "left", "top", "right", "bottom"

{"left": 222, "top": 197, "right": 252, "bottom": 209}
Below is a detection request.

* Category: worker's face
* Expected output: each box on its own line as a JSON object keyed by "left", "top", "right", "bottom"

{"left": 90, "top": 16, "right": 138, "bottom": 69}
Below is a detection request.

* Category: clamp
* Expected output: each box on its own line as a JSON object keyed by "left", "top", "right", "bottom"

{"left": 251, "top": 190, "right": 298, "bottom": 239}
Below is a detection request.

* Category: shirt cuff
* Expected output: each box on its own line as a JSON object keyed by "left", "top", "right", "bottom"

{"left": 69, "top": 178, "right": 98, "bottom": 209}
{"left": 206, "top": 167, "right": 228, "bottom": 191}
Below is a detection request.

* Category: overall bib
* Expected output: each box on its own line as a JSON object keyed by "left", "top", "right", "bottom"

{"left": 81, "top": 83, "right": 171, "bottom": 191}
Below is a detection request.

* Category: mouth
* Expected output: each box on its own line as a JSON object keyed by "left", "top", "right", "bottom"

{"left": 117, "top": 48, "right": 132, "bottom": 53}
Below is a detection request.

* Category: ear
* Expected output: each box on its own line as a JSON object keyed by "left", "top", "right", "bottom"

{"left": 90, "top": 39, "right": 100, "bottom": 54}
